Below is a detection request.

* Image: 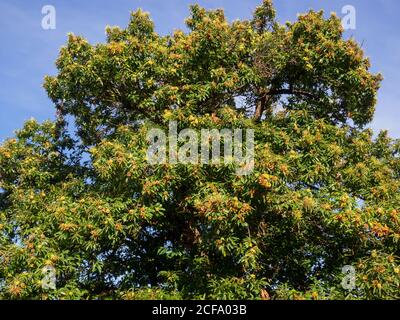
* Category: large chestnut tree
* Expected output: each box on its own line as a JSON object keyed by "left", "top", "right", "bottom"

{"left": 0, "top": 1, "right": 399, "bottom": 299}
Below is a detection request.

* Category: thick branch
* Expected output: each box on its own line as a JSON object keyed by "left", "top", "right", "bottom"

{"left": 267, "top": 88, "right": 316, "bottom": 99}
{"left": 253, "top": 87, "right": 317, "bottom": 121}
{"left": 254, "top": 95, "right": 268, "bottom": 122}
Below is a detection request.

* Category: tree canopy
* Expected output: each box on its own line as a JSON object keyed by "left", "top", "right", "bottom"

{"left": 1, "top": 1, "right": 399, "bottom": 300}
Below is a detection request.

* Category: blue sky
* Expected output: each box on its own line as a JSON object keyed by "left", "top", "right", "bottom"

{"left": 1, "top": 0, "right": 399, "bottom": 142}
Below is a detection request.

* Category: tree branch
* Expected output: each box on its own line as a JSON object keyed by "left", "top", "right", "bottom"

{"left": 253, "top": 87, "right": 316, "bottom": 121}
{"left": 267, "top": 88, "right": 316, "bottom": 99}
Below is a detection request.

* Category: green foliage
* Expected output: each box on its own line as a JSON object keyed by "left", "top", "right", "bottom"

{"left": 1, "top": 1, "right": 398, "bottom": 300}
